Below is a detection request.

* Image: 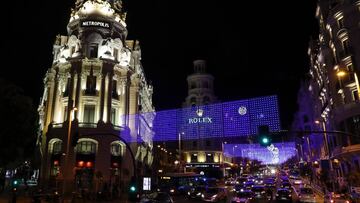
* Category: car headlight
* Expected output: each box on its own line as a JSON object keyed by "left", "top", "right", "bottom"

{"left": 170, "top": 189, "right": 175, "bottom": 193}
{"left": 201, "top": 194, "right": 204, "bottom": 198}
{"left": 187, "top": 192, "right": 190, "bottom": 195}
{"left": 197, "top": 192, "right": 201, "bottom": 196}
{"left": 212, "top": 194, "right": 217, "bottom": 199}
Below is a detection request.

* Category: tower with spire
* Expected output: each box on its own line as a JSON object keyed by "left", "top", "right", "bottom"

{"left": 38, "top": 0, "right": 155, "bottom": 195}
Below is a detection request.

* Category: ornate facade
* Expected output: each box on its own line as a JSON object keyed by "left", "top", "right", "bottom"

{"left": 293, "top": 0, "right": 360, "bottom": 190}
{"left": 38, "top": 0, "right": 155, "bottom": 194}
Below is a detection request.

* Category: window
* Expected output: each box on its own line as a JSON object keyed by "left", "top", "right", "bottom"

{"left": 191, "top": 154, "right": 197, "bottom": 162}
{"left": 112, "top": 80, "right": 118, "bottom": 99}
{"left": 353, "top": 90, "right": 359, "bottom": 101}
{"left": 190, "top": 82, "right": 196, "bottom": 89}
{"left": 193, "top": 141, "right": 197, "bottom": 148}
{"left": 203, "top": 96, "right": 210, "bottom": 105}
{"left": 85, "top": 75, "right": 96, "bottom": 95}
{"left": 64, "top": 78, "right": 71, "bottom": 97}
{"left": 63, "top": 106, "right": 68, "bottom": 121}
{"left": 52, "top": 141, "right": 62, "bottom": 154}
{"left": 111, "top": 108, "right": 116, "bottom": 124}
{"left": 202, "top": 81, "right": 208, "bottom": 88}
{"left": 111, "top": 142, "right": 124, "bottom": 156}
{"left": 190, "top": 97, "right": 196, "bottom": 106}
{"left": 83, "top": 105, "right": 95, "bottom": 123}
{"left": 206, "top": 153, "right": 213, "bottom": 163}
{"left": 113, "top": 48, "right": 118, "bottom": 61}
{"left": 89, "top": 44, "right": 98, "bottom": 58}
{"left": 76, "top": 141, "right": 96, "bottom": 154}
{"left": 342, "top": 39, "right": 350, "bottom": 54}
{"left": 338, "top": 17, "right": 344, "bottom": 28}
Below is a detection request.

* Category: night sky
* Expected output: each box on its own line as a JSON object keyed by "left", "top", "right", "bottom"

{"left": 1, "top": 0, "right": 318, "bottom": 129}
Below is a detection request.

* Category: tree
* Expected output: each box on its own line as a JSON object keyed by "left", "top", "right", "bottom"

{"left": 0, "top": 79, "right": 38, "bottom": 170}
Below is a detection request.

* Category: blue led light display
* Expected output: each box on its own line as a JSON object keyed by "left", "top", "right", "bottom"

{"left": 223, "top": 142, "right": 296, "bottom": 165}
{"left": 123, "top": 95, "right": 280, "bottom": 142}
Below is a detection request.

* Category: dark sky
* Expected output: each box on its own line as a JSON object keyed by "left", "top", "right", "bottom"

{"left": 1, "top": 0, "right": 318, "bottom": 129}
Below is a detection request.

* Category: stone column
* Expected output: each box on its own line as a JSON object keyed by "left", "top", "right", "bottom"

{"left": 107, "top": 72, "right": 114, "bottom": 123}
{"left": 99, "top": 73, "right": 106, "bottom": 123}
{"left": 119, "top": 76, "right": 128, "bottom": 126}
{"left": 50, "top": 71, "right": 59, "bottom": 123}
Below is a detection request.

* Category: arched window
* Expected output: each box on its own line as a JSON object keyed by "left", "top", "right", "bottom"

{"left": 76, "top": 140, "right": 97, "bottom": 154}
{"left": 111, "top": 141, "right": 126, "bottom": 156}
{"left": 49, "top": 139, "right": 63, "bottom": 155}
{"left": 86, "top": 33, "right": 102, "bottom": 58}
{"left": 203, "top": 96, "right": 210, "bottom": 104}
{"left": 190, "top": 97, "right": 196, "bottom": 106}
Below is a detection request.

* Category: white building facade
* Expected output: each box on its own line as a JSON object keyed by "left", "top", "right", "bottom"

{"left": 38, "top": 0, "right": 155, "bottom": 194}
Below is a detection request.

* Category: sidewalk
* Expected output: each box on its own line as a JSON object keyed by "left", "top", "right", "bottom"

{"left": 0, "top": 193, "right": 132, "bottom": 203}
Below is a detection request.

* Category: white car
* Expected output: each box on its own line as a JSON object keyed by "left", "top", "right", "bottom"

{"left": 298, "top": 187, "right": 316, "bottom": 203}
{"left": 293, "top": 177, "right": 303, "bottom": 185}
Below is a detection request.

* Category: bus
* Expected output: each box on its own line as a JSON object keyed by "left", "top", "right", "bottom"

{"left": 158, "top": 172, "right": 203, "bottom": 195}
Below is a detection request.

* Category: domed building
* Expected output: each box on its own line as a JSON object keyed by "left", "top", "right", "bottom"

{"left": 38, "top": 0, "right": 155, "bottom": 195}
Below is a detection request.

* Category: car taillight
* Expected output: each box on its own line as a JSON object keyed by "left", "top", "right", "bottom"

{"left": 330, "top": 200, "right": 334, "bottom": 203}
{"left": 345, "top": 201, "right": 350, "bottom": 203}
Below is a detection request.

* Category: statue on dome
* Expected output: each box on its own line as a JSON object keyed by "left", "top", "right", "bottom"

{"left": 75, "top": 0, "right": 83, "bottom": 9}
{"left": 114, "top": 0, "right": 123, "bottom": 12}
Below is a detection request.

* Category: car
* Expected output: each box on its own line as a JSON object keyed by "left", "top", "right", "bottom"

{"left": 231, "top": 189, "right": 253, "bottom": 203}
{"left": 275, "top": 188, "right": 292, "bottom": 202}
{"left": 298, "top": 187, "right": 316, "bottom": 203}
{"left": 281, "top": 182, "right": 292, "bottom": 190}
{"left": 251, "top": 185, "right": 266, "bottom": 199}
{"left": 187, "top": 186, "right": 206, "bottom": 200}
{"left": 139, "top": 192, "right": 174, "bottom": 203}
{"left": 244, "top": 181, "right": 254, "bottom": 189}
{"left": 201, "top": 187, "right": 227, "bottom": 202}
{"left": 293, "top": 177, "right": 303, "bottom": 185}
{"left": 324, "top": 192, "right": 352, "bottom": 203}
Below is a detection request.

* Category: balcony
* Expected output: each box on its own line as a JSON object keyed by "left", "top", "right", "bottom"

{"left": 79, "top": 122, "right": 97, "bottom": 128}
{"left": 334, "top": 101, "right": 360, "bottom": 123}
{"left": 332, "top": 144, "right": 360, "bottom": 157}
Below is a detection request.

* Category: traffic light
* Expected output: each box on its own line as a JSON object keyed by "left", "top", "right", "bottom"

{"left": 258, "top": 125, "right": 271, "bottom": 147}
{"left": 128, "top": 176, "right": 138, "bottom": 202}
{"left": 11, "top": 179, "right": 19, "bottom": 189}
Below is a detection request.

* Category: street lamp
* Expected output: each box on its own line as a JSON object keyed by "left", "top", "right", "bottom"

{"left": 336, "top": 65, "right": 360, "bottom": 99}
{"left": 62, "top": 99, "right": 77, "bottom": 197}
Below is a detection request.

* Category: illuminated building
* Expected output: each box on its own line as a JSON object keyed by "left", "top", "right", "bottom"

{"left": 293, "top": 0, "right": 360, "bottom": 190}
{"left": 38, "top": 0, "right": 155, "bottom": 194}
{"left": 180, "top": 60, "right": 224, "bottom": 177}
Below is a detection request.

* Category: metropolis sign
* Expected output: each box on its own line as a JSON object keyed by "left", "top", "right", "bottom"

{"left": 81, "top": 20, "right": 110, "bottom": 29}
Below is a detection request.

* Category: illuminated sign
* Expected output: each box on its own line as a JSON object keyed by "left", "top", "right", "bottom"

{"left": 238, "top": 106, "right": 247, "bottom": 115}
{"left": 81, "top": 20, "right": 110, "bottom": 28}
{"left": 143, "top": 177, "right": 151, "bottom": 191}
{"left": 134, "top": 95, "right": 280, "bottom": 142}
{"left": 188, "top": 108, "right": 212, "bottom": 124}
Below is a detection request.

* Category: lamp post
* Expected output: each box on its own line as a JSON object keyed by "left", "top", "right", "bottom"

{"left": 336, "top": 66, "right": 360, "bottom": 100}
{"left": 62, "top": 100, "right": 77, "bottom": 197}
